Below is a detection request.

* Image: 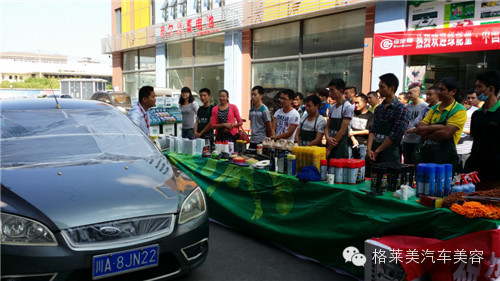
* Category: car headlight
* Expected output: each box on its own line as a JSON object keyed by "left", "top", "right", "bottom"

{"left": 1, "top": 213, "right": 57, "bottom": 246}
{"left": 179, "top": 187, "right": 206, "bottom": 224}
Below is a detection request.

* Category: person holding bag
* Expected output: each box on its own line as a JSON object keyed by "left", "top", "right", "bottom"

{"left": 211, "top": 89, "right": 243, "bottom": 142}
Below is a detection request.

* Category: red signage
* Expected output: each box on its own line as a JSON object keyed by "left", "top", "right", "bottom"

{"left": 374, "top": 23, "right": 500, "bottom": 57}
{"left": 160, "top": 14, "right": 218, "bottom": 39}
{"left": 373, "top": 229, "right": 500, "bottom": 281}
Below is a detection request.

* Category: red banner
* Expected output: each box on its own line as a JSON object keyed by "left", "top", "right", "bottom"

{"left": 372, "top": 229, "right": 500, "bottom": 281}
{"left": 374, "top": 23, "right": 500, "bottom": 57}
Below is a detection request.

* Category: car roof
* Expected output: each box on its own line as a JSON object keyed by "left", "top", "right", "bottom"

{"left": 0, "top": 98, "right": 114, "bottom": 111}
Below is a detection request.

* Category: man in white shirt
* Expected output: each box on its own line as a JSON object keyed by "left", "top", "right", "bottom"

{"left": 456, "top": 89, "right": 479, "bottom": 172}
{"left": 272, "top": 89, "right": 300, "bottom": 141}
{"left": 402, "top": 83, "right": 428, "bottom": 164}
{"left": 128, "top": 86, "right": 156, "bottom": 136}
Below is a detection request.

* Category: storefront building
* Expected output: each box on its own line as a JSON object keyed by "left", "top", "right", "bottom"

{"left": 373, "top": 0, "right": 500, "bottom": 97}
{"left": 103, "top": 1, "right": 500, "bottom": 123}
{"left": 103, "top": 0, "right": 378, "bottom": 125}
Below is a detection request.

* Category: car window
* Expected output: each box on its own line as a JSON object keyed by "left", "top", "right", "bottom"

{"left": 1, "top": 108, "right": 162, "bottom": 168}
{"left": 111, "top": 94, "right": 131, "bottom": 105}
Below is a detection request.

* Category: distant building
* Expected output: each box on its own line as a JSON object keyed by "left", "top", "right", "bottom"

{"left": 0, "top": 52, "right": 112, "bottom": 83}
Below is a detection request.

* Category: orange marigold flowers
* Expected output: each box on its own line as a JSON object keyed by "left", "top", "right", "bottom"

{"left": 450, "top": 201, "right": 500, "bottom": 220}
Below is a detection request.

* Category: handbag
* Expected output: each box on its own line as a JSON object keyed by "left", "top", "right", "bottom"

{"left": 238, "top": 126, "right": 250, "bottom": 143}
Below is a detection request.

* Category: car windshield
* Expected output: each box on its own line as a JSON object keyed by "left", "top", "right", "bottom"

{"left": 111, "top": 93, "right": 131, "bottom": 105}
{"left": 1, "top": 108, "right": 160, "bottom": 168}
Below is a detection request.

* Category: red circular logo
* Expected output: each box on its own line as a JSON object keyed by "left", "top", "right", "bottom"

{"left": 380, "top": 39, "right": 393, "bottom": 50}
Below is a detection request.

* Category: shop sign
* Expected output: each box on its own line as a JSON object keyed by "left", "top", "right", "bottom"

{"left": 374, "top": 23, "right": 500, "bottom": 57}
{"left": 373, "top": 229, "right": 500, "bottom": 281}
{"left": 159, "top": 14, "right": 220, "bottom": 39}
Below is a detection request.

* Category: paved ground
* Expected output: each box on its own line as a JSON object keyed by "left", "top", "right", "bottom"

{"left": 174, "top": 221, "right": 360, "bottom": 281}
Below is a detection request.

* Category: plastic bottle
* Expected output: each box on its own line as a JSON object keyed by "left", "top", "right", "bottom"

{"left": 424, "top": 164, "right": 436, "bottom": 196}
{"left": 444, "top": 164, "right": 453, "bottom": 196}
{"left": 460, "top": 174, "right": 475, "bottom": 194}
{"left": 452, "top": 176, "right": 463, "bottom": 194}
{"left": 257, "top": 144, "right": 263, "bottom": 154}
{"left": 228, "top": 141, "right": 234, "bottom": 155}
{"left": 287, "top": 154, "right": 296, "bottom": 176}
{"left": 269, "top": 149, "right": 276, "bottom": 172}
{"left": 320, "top": 159, "right": 328, "bottom": 181}
{"left": 435, "top": 164, "right": 445, "bottom": 197}
{"left": 416, "top": 164, "right": 427, "bottom": 197}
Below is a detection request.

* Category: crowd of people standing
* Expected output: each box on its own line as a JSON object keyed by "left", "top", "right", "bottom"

{"left": 129, "top": 70, "right": 500, "bottom": 191}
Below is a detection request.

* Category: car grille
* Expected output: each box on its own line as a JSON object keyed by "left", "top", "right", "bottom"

{"left": 65, "top": 252, "right": 180, "bottom": 281}
{"left": 61, "top": 215, "right": 175, "bottom": 249}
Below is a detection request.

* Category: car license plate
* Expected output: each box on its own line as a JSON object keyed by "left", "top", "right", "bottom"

{"left": 92, "top": 244, "right": 159, "bottom": 280}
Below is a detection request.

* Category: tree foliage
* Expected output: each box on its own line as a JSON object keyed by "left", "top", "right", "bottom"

{"left": 1, "top": 77, "right": 61, "bottom": 89}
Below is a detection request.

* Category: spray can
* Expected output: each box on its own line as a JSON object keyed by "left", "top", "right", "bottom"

{"left": 443, "top": 164, "right": 453, "bottom": 196}
{"left": 435, "top": 164, "right": 445, "bottom": 197}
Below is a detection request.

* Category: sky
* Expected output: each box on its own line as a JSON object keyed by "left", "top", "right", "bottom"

{"left": 1, "top": 0, "right": 112, "bottom": 64}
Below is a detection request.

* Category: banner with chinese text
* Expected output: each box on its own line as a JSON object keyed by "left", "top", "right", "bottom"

{"left": 374, "top": 23, "right": 500, "bottom": 57}
{"left": 373, "top": 230, "right": 500, "bottom": 281}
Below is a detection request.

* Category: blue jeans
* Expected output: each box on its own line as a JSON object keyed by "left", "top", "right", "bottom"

{"left": 349, "top": 144, "right": 367, "bottom": 160}
{"left": 182, "top": 128, "right": 195, "bottom": 140}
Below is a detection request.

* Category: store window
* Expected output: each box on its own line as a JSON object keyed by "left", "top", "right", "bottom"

{"left": 251, "top": 9, "right": 365, "bottom": 93}
{"left": 115, "top": 8, "right": 121, "bottom": 35}
{"left": 123, "top": 73, "right": 139, "bottom": 99}
{"left": 168, "top": 68, "right": 192, "bottom": 90}
{"left": 194, "top": 66, "right": 224, "bottom": 100}
{"left": 166, "top": 34, "right": 225, "bottom": 104}
{"left": 123, "top": 49, "right": 156, "bottom": 98}
{"left": 252, "top": 61, "right": 299, "bottom": 90}
{"left": 178, "top": 0, "right": 187, "bottom": 17}
{"left": 168, "top": 39, "right": 193, "bottom": 67}
{"left": 303, "top": 9, "right": 365, "bottom": 54}
{"left": 195, "top": 35, "right": 224, "bottom": 65}
{"left": 407, "top": 51, "right": 500, "bottom": 100}
{"left": 302, "top": 54, "right": 363, "bottom": 93}
{"left": 253, "top": 22, "right": 300, "bottom": 59}
{"left": 140, "top": 47, "right": 156, "bottom": 70}
{"left": 123, "top": 50, "right": 138, "bottom": 71}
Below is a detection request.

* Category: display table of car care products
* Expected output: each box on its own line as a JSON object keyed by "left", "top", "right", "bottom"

{"left": 163, "top": 150, "right": 500, "bottom": 279}
{"left": 148, "top": 97, "right": 183, "bottom": 136}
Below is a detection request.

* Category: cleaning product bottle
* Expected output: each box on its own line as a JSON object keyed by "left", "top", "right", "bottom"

{"left": 452, "top": 176, "right": 463, "bottom": 193}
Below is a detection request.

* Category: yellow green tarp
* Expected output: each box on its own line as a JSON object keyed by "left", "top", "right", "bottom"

{"left": 166, "top": 152, "right": 500, "bottom": 278}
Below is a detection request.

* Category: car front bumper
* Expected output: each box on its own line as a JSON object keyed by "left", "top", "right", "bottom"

{"left": 1, "top": 214, "right": 209, "bottom": 281}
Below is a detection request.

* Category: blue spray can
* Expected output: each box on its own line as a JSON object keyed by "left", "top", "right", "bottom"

{"left": 416, "top": 164, "right": 427, "bottom": 197}
{"left": 443, "top": 164, "right": 453, "bottom": 196}
{"left": 424, "top": 164, "right": 436, "bottom": 196}
{"left": 435, "top": 165, "right": 445, "bottom": 197}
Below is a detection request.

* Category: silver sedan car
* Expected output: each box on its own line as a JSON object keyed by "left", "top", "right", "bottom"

{"left": 1, "top": 99, "right": 208, "bottom": 280}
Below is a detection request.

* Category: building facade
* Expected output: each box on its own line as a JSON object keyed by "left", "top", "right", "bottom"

{"left": 0, "top": 52, "right": 112, "bottom": 83}
{"left": 102, "top": 0, "right": 500, "bottom": 125}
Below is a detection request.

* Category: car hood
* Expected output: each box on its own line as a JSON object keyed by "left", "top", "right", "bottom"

{"left": 1, "top": 157, "right": 196, "bottom": 230}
